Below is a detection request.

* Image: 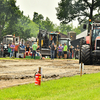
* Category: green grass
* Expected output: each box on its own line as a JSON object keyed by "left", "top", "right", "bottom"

{"left": 0, "top": 57, "right": 39, "bottom": 60}
{"left": 0, "top": 73, "right": 100, "bottom": 100}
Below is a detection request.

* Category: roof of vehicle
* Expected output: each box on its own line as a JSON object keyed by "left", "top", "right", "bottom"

{"left": 60, "top": 38, "right": 71, "bottom": 40}
{"left": 49, "top": 32, "right": 59, "bottom": 35}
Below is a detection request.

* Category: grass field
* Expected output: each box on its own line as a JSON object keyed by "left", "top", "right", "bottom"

{"left": 0, "top": 73, "right": 100, "bottom": 100}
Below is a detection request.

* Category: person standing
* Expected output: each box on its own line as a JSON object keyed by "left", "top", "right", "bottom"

{"left": 49, "top": 43, "right": 56, "bottom": 60}
{"left": 14, "top": 44, "right": 19, "bottom": 58}
{"left": 20, "top": 41, "right": 25, "bottom": 49}
{"left": 63, "top": 43, "right": 68, "bottom": 59}
{"left": 1, "top": 43, "right": 3, "bottom": 57}
{"left": 31, "top": 42, "right": 38, "bottom": 59}
{"left": 75, "top": 45, "right": 79, "bottom": 59}
{"left": 69, "top": 45, "right": 73, "bottom": 59}
{"left": 58, "top": 44, "right": 63, "bottom": 59}
{"left": 8, "top": 43, "right": 12, "bottom": 57}
{"left": 10, "top": 42, "right": 15, "bottom": 58}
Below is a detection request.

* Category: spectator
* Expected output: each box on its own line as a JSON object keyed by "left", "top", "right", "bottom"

{"left": 49, "top": 43, "right": 56, "bottom": 60}
{"left": 14, "top": 44, "right": 19, "bottom": 58}
{"left": 63, "top": 43, "right": 68, "bottom": 59}
{"left": 75, "top": 45, "right": 79, "bottom": 59}
{"left": 54, "top": 45, "right": 57, "bottom": 58}
{"left": 20, "top": 41, "right": 25, "bottom": 49}
{"left": 8, "top": 43, "right": 12, "bottom": 57}
{"left": 25, "top": 44, "right": 30, "bottom": 56}
{"left": 31, "top": 42, "right": 38, "bottom": 59}
{"left": 76, "top": 45, "right": 79, "bottom": 52}
{"left": 69, "top": 45, "right": 73, "bottom": 59}
{"left": 36, "top": 45, "right": 42, "bottom": 59}
{"left": 1, "top": 43, "right": 3, "bottom": 57}
{"left": 10, "top": 42, "right": 15, "bottom": 58}
{"left": 58, "top": 44, "right": 63, "bottom": 59}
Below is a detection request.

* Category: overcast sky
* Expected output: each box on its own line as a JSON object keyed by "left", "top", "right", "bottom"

{"left": 16, "top": 0, "right": 78, "bottom": 27}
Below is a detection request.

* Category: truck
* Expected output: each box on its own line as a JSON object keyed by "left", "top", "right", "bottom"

{"left": 37, "top": 30, "right": 60, "bottom": 57}
{"left": 0, "top": 35, "right": 20, "bottom": 57}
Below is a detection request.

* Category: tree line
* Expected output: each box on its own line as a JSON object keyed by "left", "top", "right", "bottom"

{"left": 2, "top": 0, "right": 97, "bottom": 42}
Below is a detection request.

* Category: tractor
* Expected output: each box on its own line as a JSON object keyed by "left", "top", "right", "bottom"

{"left": 79, "top": 20, "right": 100, "bottom": 64}
{"left": 37, "top": 30, "right": 60, "bottom": 57}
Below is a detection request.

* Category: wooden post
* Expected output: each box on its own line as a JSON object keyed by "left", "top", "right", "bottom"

{"left": 39, "top": 67, "right": 41, "bottom": 74}
{"left": 39, "top": 67, "right": 43, "bottom": 81}
{"left": 80, "top": 62, "right": 82, "bottom": 76}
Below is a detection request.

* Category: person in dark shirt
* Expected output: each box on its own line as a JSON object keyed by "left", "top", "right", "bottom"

{"left": 36, "top": 45, "right": 40, "bottom": 56}
{"left": 49, "top": 43, "right": 56, "bottom": 60}
{"left": 25, "top": 44, "right": 30, "bottom": 56}
{"left": 69, "top": 45, "right": 73, "bottom": 59}
{"left": 75, "top": 45, "right": 79, "bottom": 59}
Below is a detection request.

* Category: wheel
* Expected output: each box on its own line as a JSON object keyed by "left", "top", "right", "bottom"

{"left": 81, "top": 45, "right": 91, "bottom": 65}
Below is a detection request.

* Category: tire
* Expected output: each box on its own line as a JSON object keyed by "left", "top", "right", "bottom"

{"left": 81, "top": 45, "right": 91, "bottom": 65}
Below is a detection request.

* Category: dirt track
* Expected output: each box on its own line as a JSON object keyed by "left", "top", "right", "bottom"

{"left": 0, "top": 59, "right": 100, "bottom": 89}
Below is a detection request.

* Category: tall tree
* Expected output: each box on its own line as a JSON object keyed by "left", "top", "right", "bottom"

{"left": 5, "top": 0, "right": 22, "bottom": 35}
{"left": 0, "top": 0, "right": 9, "bottom": 41}
{"left": 56, "top": 0, "right": 100, "bottom": 24}
{"left": 33, "top": 12, "right": 44, "bottom": 29}
{"left": 0, "top": 0, "right": 22, "bottom": 41}
{"left": 59, "top": 23, "right": 73, "bottom": 34}
{"left": 42, "top": 17, "right": 54, "bottom": 31}
{"left": 33, "top": 12, "right": 54, "bottom": 31}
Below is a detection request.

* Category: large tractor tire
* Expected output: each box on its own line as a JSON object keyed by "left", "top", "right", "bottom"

{"left": 81, "top": 45, "right": 91, "bottom": 65}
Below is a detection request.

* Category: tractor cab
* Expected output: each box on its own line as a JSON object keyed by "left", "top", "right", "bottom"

{"left": 59, "top": 38, "right": 71, "bottom": 51}
{"left": 91, "top": 24, "right": 100, "bottom": 50}
{"left": 49, "top": 32, "right": 60, "bottom": 47}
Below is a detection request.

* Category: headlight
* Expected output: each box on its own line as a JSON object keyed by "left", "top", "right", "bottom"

{"left": 97, "top": 47, "right": 100, "bottom": 49}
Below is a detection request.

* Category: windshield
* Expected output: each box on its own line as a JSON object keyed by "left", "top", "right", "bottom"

{"left": 92, "top": 26, "right": 100, "bottom": 49}
{"left": 92, "top": 27, "right": 100, "bottom": 39}
{"left": 60, "top": 40, "right": 68, "bottom": 45}
{"left": 6, "top": 37, "right": 13, "bottom": 44}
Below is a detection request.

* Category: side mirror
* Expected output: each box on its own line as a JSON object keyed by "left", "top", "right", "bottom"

{"left": 83, "top": 24, "right": 87, "bottom": 29}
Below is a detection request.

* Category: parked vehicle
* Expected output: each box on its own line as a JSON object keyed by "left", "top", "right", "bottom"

{"left": 1, "top": 35, "right": 19, "bottom": 57}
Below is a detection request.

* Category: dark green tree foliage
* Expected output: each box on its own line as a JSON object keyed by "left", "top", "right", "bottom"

{"left": 0, "top": 0, "right": 9, "bottom": 41}
{"left": 5, "top": 0, "right": 22, "bottom": 35}
{"left": 42, "top": 17, "right": 54, "bottom": 31}
{"left": 59, "top": 23, "right": 73, "bottom": 35}
{"left": 15, "top": 16, "right": 31, "bottom": 40}
{"left": 33, "top": 12, "right": 44, "bottom": 29}
{"left": 33, "top": 12, "right": 54, "bottom": 31}
{"left": 0, "top": 0, "right": 39, "bottom": 41}
{"left": 56, "top": 0, "right": 100, "bottom": 24}
{"left": 0, "top": 0, "right": 22, "bottom": 41}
